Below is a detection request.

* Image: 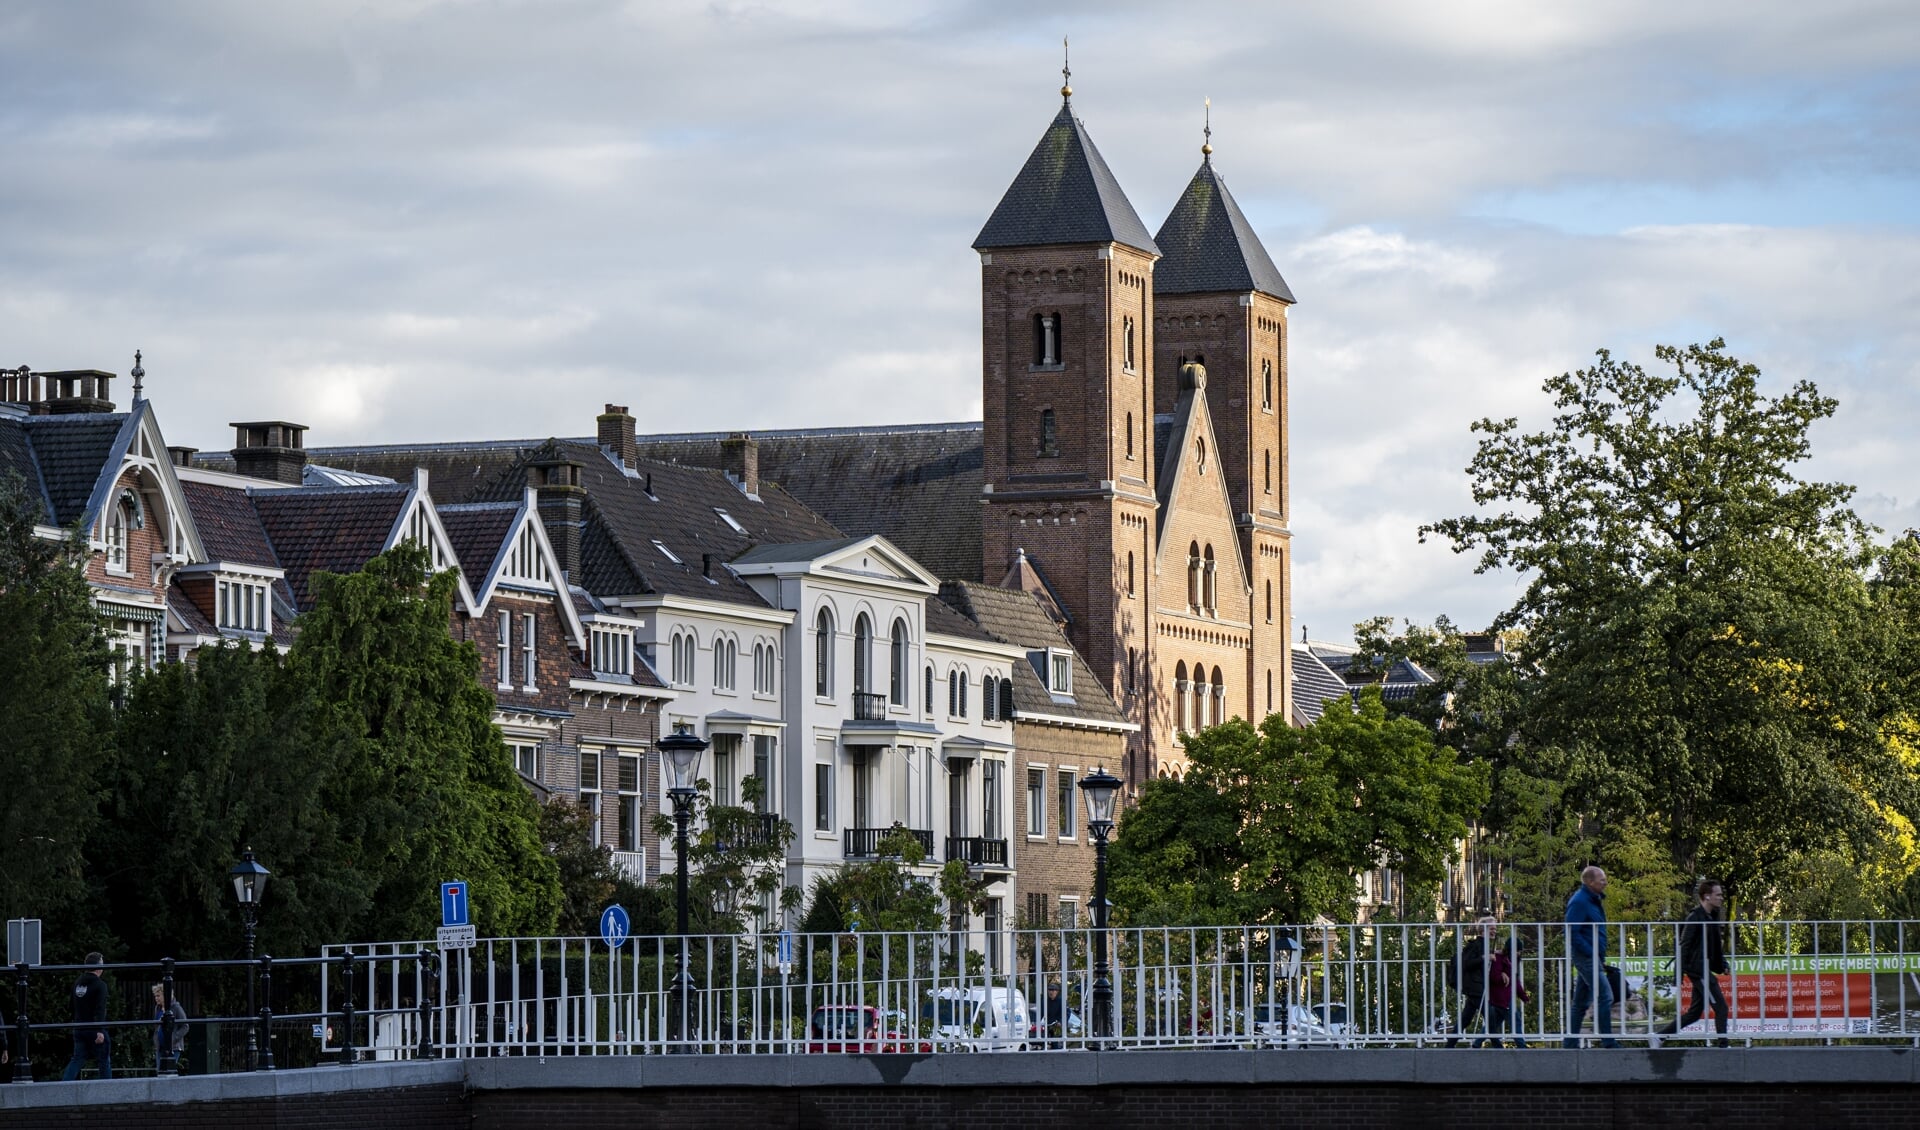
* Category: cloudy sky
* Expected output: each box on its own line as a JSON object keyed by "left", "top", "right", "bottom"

{"left": 4, "top": 1, "right": 1918, "bottom": 641}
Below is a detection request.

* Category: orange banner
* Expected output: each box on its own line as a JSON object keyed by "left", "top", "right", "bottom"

{"left": 1680, "top": 972, "right": 1873, "bottom": 1034}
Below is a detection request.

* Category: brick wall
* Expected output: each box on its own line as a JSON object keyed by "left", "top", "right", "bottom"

{"left": 1010, "top": 720, "right": 1125, "bottom": 932}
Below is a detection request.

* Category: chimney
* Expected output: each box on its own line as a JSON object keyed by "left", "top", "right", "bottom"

{"left": 167, "top": 445, "right": 198, "bottom": 468}
{"left": 720, "top": 432, "right": 759, "bottom": 497}
{"left": 598, "top": 404, "right": 636, "bottom": 469}
{"left": 528, "top": 457, "right": 586, "bottom": 580}
{"left": 701, "top": 552, "right": 714, "bottom": 579}
{"left": 229, "top": 420, "right": 309, "bottom": 485}
{"left": 4, "top": 369, "right": 117, "bottom": 415}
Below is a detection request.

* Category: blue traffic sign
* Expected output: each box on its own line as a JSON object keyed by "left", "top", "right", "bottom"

{"left": 441, "top": 882, "right": 469, "bottom": 928}
{"left": 600, "top": 904, "right": 630, "bottom": 949}
{"left": 778, "top": 931, "right": 793, "bottom": 965}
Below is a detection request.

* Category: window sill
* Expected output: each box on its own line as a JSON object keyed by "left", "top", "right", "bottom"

{"left": 1027, "top": 363, "right": 1066, "bottom": 374}
{"left": 1057, "top": 837, "right": 1079, "bottom": 846}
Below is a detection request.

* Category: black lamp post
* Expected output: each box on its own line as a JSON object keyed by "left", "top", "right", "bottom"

{"left": 658, "top": 730, "right": 708, "bottom": 1051}
{"left": 229, "top": 849, "right": 270, "bottom": 1070}
{"left": 1077, "top": 766, "right": 1121, "bottom": 1040}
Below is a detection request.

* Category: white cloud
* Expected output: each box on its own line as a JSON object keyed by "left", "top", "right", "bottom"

{"left": 1, "top": 0, "right": 1917, "bottom": 645}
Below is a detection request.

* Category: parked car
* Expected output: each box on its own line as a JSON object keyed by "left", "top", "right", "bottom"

{"left": 924, "top": 986, "right": 1031, "bottom": 1052}
{"left": 1243, "top": 1001, "right": 1352, "bottom": 1048}
{"left": 806, "top": 1005, "right": 931, "bottom": 1053}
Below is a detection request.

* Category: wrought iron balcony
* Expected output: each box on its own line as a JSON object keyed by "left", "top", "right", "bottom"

{"left": 714, "top": 812, "right": 786, "bottom": 852}
{"left": 843, "top": 826, "right": 934, "bottom": 859}
{"left": 852, "top": 691, "right": 888, "bottom": 721}
{"left": 945, "top": 836, "right": 1009, "bottom": 868}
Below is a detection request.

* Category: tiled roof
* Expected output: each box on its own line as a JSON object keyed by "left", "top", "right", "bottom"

{"left": 631, "top": 423, "right": 985, "bottom": 584}
{"left": 294, "top": 437, "right": 843, "bottom": 608}
{"left": 731, "top": 536, "right": 865, "bottom": 567}
{"left": 973, "top": 102, "right": 1159, "bottom": 256}
{"left": 924, "top": 594, "right": 997, "bottom": 644}
{"left": 18, "top": 413, "right": 126, "bottom": 525}
{"left": 1291, "top": 647, "right": 1351, "bottom": 725}
{"left": 168, "top": 589, "right": 217, "bottom": 637}
{"left": 435, "top": 502, "right": 520, "bottom": 586}
{"left": 180, "top": 480, "right": 280, "bottom": 567}
{"left": 937, "top": 580, "right": 1127, "bottom": 728}
{"left": 1154, "top": 158, "right": 1295, "bottom": 302}
{"left": 250, "top": 485, "right": 409, "bottom": 612}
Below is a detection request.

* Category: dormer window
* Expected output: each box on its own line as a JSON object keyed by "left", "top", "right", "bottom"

{"left": 590, "top": 626, "right": 633, "bottom": 676}
{"left": 104, "top": 493, "right": 140, "bottom": 574}
{"left": 216, "top": 578, "right": 271, "bottom": 633}
{"left": 1047, "top": 650, "right": 1073, "bottom": 697}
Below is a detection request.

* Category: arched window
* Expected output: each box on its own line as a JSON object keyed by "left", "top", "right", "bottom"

{"left": 814, "top": 609, "right": 833, "bottom": 698}
{"left": 889, "top": 619, "right": 909, "bottom": 706}
{"left": 1202, "top": 545, "right": 1217, "bottom": 615}
{"left": 999, "top": 678, "right": 1014, "bottom": 721}
{"left": 1262, "top": 359, "right": 1273, "bottom": 409}
{"left": 1196, "top": 436, "right": 1207, "bottom": 475}
{"left": 948, "top": 671, "right": 960, "bottom": 717}
{"left": 1265, "top": 580, "right": 1273, "bottom": 623}
{"left": 1266, "top": 669, "right": 1274, "bottom": 714}
{"left": 853, "top": 614, "right": 872, "bottom": 696}
{"left": 1213, "top": 666, "right": 1227, "bottom": 724}
{"left": 670, "top": 631, "right": 696, "bottom": 686}
{"left": 983, "top": 674, "right": 998, "bottom": 720}
{"left": 1033, "top": 312, "right": 1061, "bottom": 366}
{"left": 1187, "top": 542, "right": 1201, "bottom": 611}
{"left": 1125, "top": 551, "right": 1135, "bottom": 596}
{"left": 1264, "top": 450, "right": 1272, "bottom": 494}
{"left": 960, "top": 673, "right": 969, "bottom": 717}
{"left": 1127, "top": 647, "right": 1138, "bottom": 693}
{"left": 1039, "top": 409, "right": 1058, "bottom": 457}
{"left": 1123, "top": 315, "right": 1136, "bottom": 371}
{"left": 713, "top": 637, "right": 737, "bottom": 691}
{"left": 1174, "top": 661, "right": 1189, "bottom": 732}
{"left": 925, "top": 664, "right": 935, "bottom": 714}
{"left": 1125, "top": 412, "right": 1134, "bottom": 459}
{"left": 105, "top": 496, "right": 135, "bottom": 572}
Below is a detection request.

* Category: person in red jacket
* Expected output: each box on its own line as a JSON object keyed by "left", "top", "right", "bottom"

{"left": 1478, "top": 935, "right": 1531, "bottom": 1048}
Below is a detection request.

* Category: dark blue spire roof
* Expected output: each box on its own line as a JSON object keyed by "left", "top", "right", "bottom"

{"left": 973, "top": 103, "right": 1159, "bottom": 256}
{"left": 1154, "top": 158, "right": 1294, "bottom": 302}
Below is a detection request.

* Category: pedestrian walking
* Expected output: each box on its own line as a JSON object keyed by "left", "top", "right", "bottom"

{"left": 1479, "top": 934, "right": 1531, "bottom": 1048}
{"left": 151, "top": 984, "right": 188, "bottom": 1073}
{"left": 1446, "top": 915, "right": 1496, "bottom": 1047}
{"left": 1563, "top": 866, "right": 1619, "bottom": 1048}
{"left": 1656, "top": 878, "right": 1731, "bottom": 1046}
{"left": 60, "top": 953, "right": 112, "bottom": 1081}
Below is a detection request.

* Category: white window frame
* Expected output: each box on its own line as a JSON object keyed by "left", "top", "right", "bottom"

{"left": 496, "top": 610, "right": 512, "bottom": 690}
{"left": 1025, "top": 767, "right": 1046, "bottom": 839}
{"left": 1056, "top": 766, "right": 1078, "bottom": 841}
{"left": 521, "top": 612, "right": 537, "bottom": 690}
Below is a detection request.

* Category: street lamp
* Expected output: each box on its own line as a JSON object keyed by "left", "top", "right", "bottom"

{"left": 1077, "top": 766, "right": 1121, "bottom": 1040}
{"left": 658, "top": 729, "right": 708, "bottom": 1051}
{"left": 229, "top": 849, "right": 270, "bottom": 1070}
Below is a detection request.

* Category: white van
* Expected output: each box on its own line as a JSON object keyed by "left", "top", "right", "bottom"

{"left": 925, "top": 986, "right": 1031, "bottom": 1052}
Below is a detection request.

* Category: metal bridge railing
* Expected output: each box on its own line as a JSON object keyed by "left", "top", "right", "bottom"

{"left": 321, "top": 918, "right": 1920, "bottom": 1057}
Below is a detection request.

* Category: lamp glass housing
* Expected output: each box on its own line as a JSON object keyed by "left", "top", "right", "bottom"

{"left": 1078, "top": 766, "right": 1121, "bottom": 828}
{"left": 229, "top": 851, "right": 270, "bottom": 908}
{"left": 659, "top": 731, "right": 708, "bottom": 794}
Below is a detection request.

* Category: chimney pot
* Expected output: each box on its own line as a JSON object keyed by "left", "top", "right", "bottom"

{"left": 228, "top": 420, "right": 309, "bottom": 484}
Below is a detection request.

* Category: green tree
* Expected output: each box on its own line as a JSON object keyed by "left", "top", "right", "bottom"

{"left": 799, "top": 828, "right": 947, "bottom": 935}
{"left": 1108, "top": 689, "right": 1487, "bottom": 926}
{"left": 288, "top": 546, "right": 560, "bottom": 940}
{"left": 0, "top": 472, "right": 112, "bottom": 940}
{"left": 1422, "top": 340, "right": 1914, "bottom": 895}
{"left": 651, "top": 773, "right": 796, "bottom": 936}
{"left": 540, "top": 798, "right": 663, "bottom": 936}
{"left": 93, "top": 643, "right": 354, "bottom": 959}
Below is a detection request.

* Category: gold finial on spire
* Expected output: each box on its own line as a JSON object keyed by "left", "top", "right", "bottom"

{"left": 1202, "top": 97, "right": 1213, "bottom": 158}
{"left": 1061, "top": 36, "right": 1072, "bottom": 100}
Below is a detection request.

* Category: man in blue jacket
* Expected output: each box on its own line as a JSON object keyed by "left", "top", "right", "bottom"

{"left": 1563, "top": 867, "right": 1619, "bottom": 1048}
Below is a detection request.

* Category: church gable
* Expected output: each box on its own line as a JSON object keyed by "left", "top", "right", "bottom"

{"left": 1152, "top": 367, "right": 1252, "bottom": 617}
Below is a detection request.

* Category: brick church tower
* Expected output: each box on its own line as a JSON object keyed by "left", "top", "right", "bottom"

{"left": 975, "top": 82, "right": 1295, "bottom": 788}
{"left": 1152, "top": 129, "right": 1296, "bottom": 734}
{"left": 974, "top": 80, "right": 1160, "bottom": 782}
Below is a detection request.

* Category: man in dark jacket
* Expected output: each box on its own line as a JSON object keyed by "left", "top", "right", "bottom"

{"left": 1563, "top": 867, "right": 1619, "bottom": 1048}
{"left": 61, "top": 953, "right": 112, "bottom": 1080}
{"left": 1445, "top": 916, "right": 1496, "bottom": 1047}
{"left": 1657, "top": 879, "right": 1730, "bottom": 1046}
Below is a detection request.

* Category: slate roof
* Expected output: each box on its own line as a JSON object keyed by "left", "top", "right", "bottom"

{"left": 0, "top": 412, "right": 129, "bottom": 526}
{"left": 731, "top": 537, "right": 865, "bottom": 567}
{"left": 250, "top": 484, "right": 409, "bottom": 612}
{"left": 924, "top": 594, "right": 997, "bottom": 644}
{"left": 1154, "top": 158, "right": 1295, "bottom": 302}
{"left": 973, "top": 102, "right": 1159, "bottom": 256}
{"left": 937, "top": 580, "right": 1127, "bottom": 728}
{"left": 631, "top": 423, "right": 985, "bottom": 584}
{"left": 291, "top": 437, "right": 844, "bottom": 608}
{"left": 1290, "top": 647, "right": 1351, "bottom": 725}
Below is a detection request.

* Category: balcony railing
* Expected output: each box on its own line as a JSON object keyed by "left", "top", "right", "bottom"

{"left": 611, "top": 850, "right": 647, "bottom": 882}
{"left": 844, "top": 826, "right": 935, "bottom": 859}
{"left": 945, "top": 836, "right": 1009, "bottom": 868}
{"left": 851, "top": 691, "right": 888, "bottom": 721}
